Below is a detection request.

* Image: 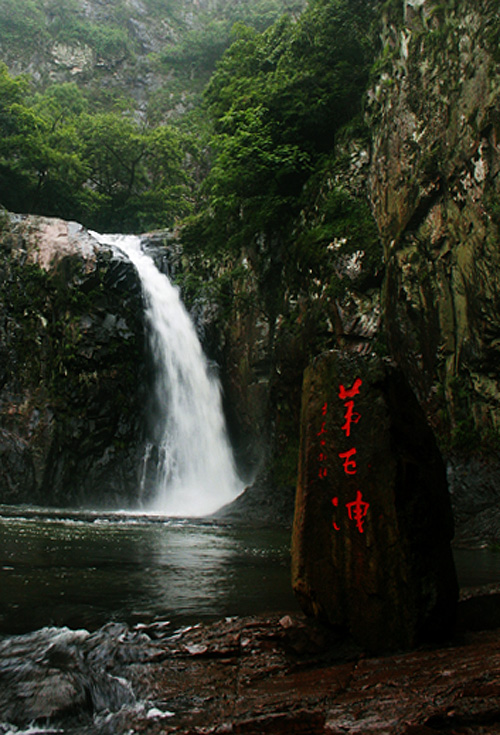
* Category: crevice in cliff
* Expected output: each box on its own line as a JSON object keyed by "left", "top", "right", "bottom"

{"left": 400, "top": 177, "right": 443, "bottom": 242}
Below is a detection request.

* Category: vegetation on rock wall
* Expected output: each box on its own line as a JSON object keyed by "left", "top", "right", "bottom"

{"left": 0, "top": 0, "right": 304, "bottom": 113}
{"left": 0, "top": 0, "right": 305, "bottom": 233}
{"left": 181, "top": 0, "right": 384, "bottom": 333}
{"left": 179, "top": 0, "right": 384, "bottom": 486}
{"left": 0, "top": 63, "right": 193, "bottom": 232}
{"left": 369, "top": 0, "right": 500, "bottom": 460}
{"left": 3, "top": 0, "right": 500, "bottom": 507}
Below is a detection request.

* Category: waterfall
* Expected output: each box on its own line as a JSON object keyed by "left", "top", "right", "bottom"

{"left": 93, "top": 233, "right": 243, "bottom": 517}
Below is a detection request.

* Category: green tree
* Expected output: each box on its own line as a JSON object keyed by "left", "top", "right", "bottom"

{"left": 138, "top": 125, "right": 193, "bottom": 230}
{"left": 75, "top": 113, "right": 191, "bottom": 231}
{"left": 0, "top": 0, "right": 49, "bottom": 55}
{"left": 197, "top": 0, "right": 375, "bottom": 261}
{"left": 183, "top": 0, "right": 382, "bottom": 322}
{"left": 33, "top": 82, "right": 89, "bottom": 124}
{"left": 0, "top": 65, "right": 192, "bottom": 231}
{"left": 0, "top": 64, "right": 50, "bottom": 213}
{"left": 0, "top": 70, "right": 90, "bottom": 218}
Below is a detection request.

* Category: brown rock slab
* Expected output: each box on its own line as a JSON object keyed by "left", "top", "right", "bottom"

{"left": 2, "top": 607, "right": 500, "bottom": 734}
{"left": 130, "top": 612, "right": 500, "bottom": 734}
{"left": 291, "top": 350, "right": 458, "bottom": 652}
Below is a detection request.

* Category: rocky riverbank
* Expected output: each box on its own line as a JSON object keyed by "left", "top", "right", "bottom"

{"left": 1, "top": 585, "right": 500, "bottom": 735}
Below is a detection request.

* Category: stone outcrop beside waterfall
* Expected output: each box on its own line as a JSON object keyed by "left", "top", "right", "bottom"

{"left": 365, "top": 0, "right": 500, "bottom": 543}
{"left": 0, "top": 211, "right": 146, "bottom": 506}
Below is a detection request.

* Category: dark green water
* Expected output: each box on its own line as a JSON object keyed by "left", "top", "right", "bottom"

{"left": 1, "top": 506, "right": 499, "bottom": 635}
{"left": 0, "top": 506, "right": 297, "bottom": 634}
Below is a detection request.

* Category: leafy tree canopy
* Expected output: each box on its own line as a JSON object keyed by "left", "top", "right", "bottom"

{"left": 0, "top": 0, "right": 383, "bottom": 259}
{"left": 192, "top": 0, "right": 381, "bottom": 253}
{"left": 0, "top": 64, "right": 192, "bottom": 232}
{"left": 180, "top": 0, "right": 383, "bottom": 325}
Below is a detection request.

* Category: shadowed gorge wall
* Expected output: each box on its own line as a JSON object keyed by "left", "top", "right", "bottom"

{"left": 369, "top": 0, "right": 500, "bottom": 451}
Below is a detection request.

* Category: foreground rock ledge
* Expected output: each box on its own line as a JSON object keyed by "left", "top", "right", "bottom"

{"left": 2, "top": 601, "right": 500, "bottom": 735}
{"left": 140, "top": 607, "right": 500, "bottom": 735}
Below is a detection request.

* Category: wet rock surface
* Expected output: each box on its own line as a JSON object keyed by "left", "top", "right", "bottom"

{"left": 448, "top": 457, "right": 500, "bottom": 549}
{"left": 368, "top": 0, "right": 500, "bottom": 459}
{"left": 1, "top": 596, "right": 500, "bottom": 735}
{"left": 213, "top": 473, "right": 296, "bottom": 528}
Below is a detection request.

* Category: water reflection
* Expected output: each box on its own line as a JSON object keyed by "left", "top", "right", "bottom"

{"left": 0, "top": 507, "right": 296, "bottom": 634}
{"left": 1, "top": 506, "right": 500, "bottom": 636}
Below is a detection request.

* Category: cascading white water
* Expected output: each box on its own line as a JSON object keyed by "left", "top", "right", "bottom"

{"left": 93, "top": 233, "right": 243, "bottom": 516}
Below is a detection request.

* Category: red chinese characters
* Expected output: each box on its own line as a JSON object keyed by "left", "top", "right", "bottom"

{"left": 346, "top": 490, "right": 370, "bottom": 534}
{"left": 338, "top": 377, "right": 362, "bottom": 400}
{"left": 338, "top": 447, "right": 357, "bottom": 475}
{"left": 340, "top": 400, "right": 361, "bottom": 438}
{"left": 332, "top": 377, "right": 370, "bottom": 535}
{"left": 331, "top": 496, "right": 340, "bottom": 531}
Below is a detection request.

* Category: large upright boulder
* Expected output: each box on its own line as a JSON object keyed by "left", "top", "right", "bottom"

{"left": 291, "top": 350, "right": 458, "bottom": 652}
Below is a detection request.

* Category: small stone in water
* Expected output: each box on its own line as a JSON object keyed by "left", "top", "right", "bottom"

{"left": 279, "top": 615, "right": 294, "bottom": 628}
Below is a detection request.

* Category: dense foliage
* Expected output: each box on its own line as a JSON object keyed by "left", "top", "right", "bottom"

{"left": 0, "top": 0, "right": 382, "bottom": 250}
{"left": 0, "top": 0, "right": 306, "bottom": 232}
{"left": 183, "top": 0, "right": 383, "bottom": 325}
{"left": 158, "top": 0, "right": 304, "bottom": 86}
{"left": 199, "top": 0, "right": 377, "bottom": 247}
{"left": 0, "top": 65, "right": 193, "bottom": 231}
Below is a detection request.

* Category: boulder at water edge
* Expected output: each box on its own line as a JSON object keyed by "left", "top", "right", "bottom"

{"left": 291, "top": 351, "right": 458, "bottom": 652}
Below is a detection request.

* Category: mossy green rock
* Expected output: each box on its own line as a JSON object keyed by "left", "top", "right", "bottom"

{"left": 369, "top": 0, "right": 500, "bottom": 449}
{"left": 291, "top": 350, "right": 458, "bottom": 652}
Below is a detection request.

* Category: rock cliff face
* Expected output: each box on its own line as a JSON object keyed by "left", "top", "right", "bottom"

{"left": 215, "top": 0, "right": 500, "bottom": 537}
{"left": 369, "top": 0, "right": 500, "bottom": 451}
{"left": 362, "top": 0, "right": 500, "bottom": 543}
{"left": 2, "top": 0, "right": 224, "bottom": 107}
{"left": 1, "top": 0, "right": 302, "bottom": 117}
{"left": 0, "top": 212, "right": 147, "bottom": 507}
